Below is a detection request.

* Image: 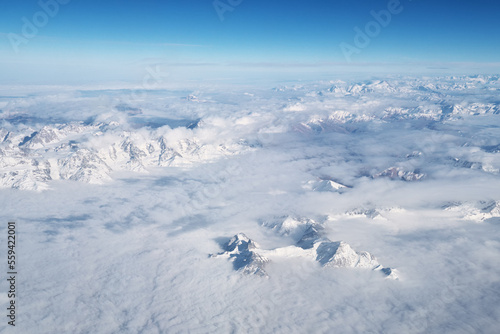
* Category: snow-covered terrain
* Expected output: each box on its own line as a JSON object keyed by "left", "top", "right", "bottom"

{"left": 1, "top": 75, "right": 500, "bottom": 333}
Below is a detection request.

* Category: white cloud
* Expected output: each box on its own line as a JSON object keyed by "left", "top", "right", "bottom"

{"left": 1, "top": 74, "right": 500, "bottom": 332}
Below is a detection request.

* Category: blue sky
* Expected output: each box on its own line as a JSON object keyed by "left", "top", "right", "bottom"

{"left": 1, "top": 0, "right": 499, "bottom": 83}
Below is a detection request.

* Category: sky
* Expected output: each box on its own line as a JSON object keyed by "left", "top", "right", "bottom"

{"left": 1, "top": 2, "right": 500, "bottom": 333}
{"left": 1, "top": 0, "right": 499, "bottom": 83}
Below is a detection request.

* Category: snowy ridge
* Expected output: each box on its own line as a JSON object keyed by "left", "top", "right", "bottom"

{"left": 215, "top": 217, "right": 398, "bottom": 279}
{"left": 290, "top": 76, "right": 500, "bottom": 136}
{"left": 0, "top": 120, "right": 246, "bottom": 190}
{"left": 303, "top": 177, "right": 349, "bottom": 193}
{"left": 327, "top": 206, "right": 406, "bottom": 222}
{"left": 443, "top": 200, "right": 500, "bottom": 222}
{"left": 373, "top": 167, "right": 426, "bottom": 182}
{"left": 210, "top": 233, "right": 269, "bottom": 277}
{"left": 2, "top": 75, "right": 500, "bottom": 190}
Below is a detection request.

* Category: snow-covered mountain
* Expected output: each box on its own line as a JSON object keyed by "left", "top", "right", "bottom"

{"left": 373, "top": 167, "right": 426, "bottom": 182}
{"left": 2, "top": 75, "right": 500, "bottom": 191}
{"left": 211, "top": 233, "right": 269, "bottom": 277}
{"left": 216, "top": 216, "right": 400, "bottom": 279}
{"left": 443, "top": 200, "right": 500, "bottom": 222}
{"left": 302, "top": 177, "right": 350, "bottom": 193}
{"left": 0, "top": 120, "right": 246, "bottom": 190}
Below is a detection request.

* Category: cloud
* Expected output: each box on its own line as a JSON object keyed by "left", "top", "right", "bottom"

{"left": 1, "top": 75, "right": 500, "bottom": 332}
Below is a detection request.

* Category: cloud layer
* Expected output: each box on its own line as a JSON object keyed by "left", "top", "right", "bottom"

{"left": 1, "top": 74, "right": 500, "bottom": 333}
